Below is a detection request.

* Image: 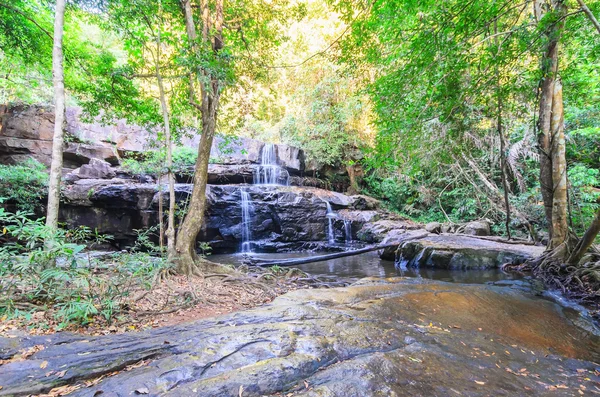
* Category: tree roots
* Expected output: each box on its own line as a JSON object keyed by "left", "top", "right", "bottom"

{"left": 503, "top": 245, "right": 600, "bottom": 312}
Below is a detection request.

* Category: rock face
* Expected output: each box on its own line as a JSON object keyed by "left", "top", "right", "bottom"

{"left": 0, "top": 105, "right": 307, "bottom": 175}
{"left": 59, "top": 182, "right": 375, "bottom": 252}
{"left": 1, "top": 279, "right": 598, "bottom": 397}
{"left": 396, "top": 235, "right": 545, "bottom": 269}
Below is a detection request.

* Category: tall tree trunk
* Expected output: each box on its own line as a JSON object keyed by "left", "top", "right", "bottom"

{"left": 535, "top": 0, "right": 567, "bottom": 249}
{"left": 45, "top": 0, "right": 66, "bottom": 241}
{"left": 155, "top": 4, "right": 177, "bottom": 261}
{"left": 495, "top": 19, "right": 511, "bottom": 240}
{"left": 175, "top": 0, "right": 224, "bottom": 274}
{"left": 549, "top": 78, "right": 568, "bottom": 247}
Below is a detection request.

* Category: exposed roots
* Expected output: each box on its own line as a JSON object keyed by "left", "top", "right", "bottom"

{"left": 503, "top": 245, "right": 600, "bottom": 316}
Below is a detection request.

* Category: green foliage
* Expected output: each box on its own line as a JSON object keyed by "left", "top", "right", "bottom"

{"left": 121, "top": 146, "right": 199, "bottom": 176}
{"left": 0, "top": 158, "right": 48, "bottom": 211}
{"left": 279, "top": 70, "right": 369, "bottom": 167}
{"left": 568, "top": 164, "right": 600, "bottom": 234}
{"left": 0, "top": 209, "right": 172, "bottom": 328}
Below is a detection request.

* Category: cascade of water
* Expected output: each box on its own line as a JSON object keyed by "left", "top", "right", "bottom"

{"left": 254, "top": 144, "right": 289, "bottom": 185}
{"left": 240, "top": 189, "right": 253, "bottom": 253}
{"left": 326, "top": 202, "right": 336, "bottom": 245}
{"left": 344, "top": 219, "right": 352, "bottom": 245}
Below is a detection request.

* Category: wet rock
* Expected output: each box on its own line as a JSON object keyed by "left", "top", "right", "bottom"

{"left": 1, "top": 279, "right": 598, "bottom": 397}
{"left": 60, "top": 183, "right": 375, "bottom": 251}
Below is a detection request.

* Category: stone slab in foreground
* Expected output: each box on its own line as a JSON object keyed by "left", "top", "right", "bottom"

{"left": 0, "top": 279, "right": 598, "bottom": 396}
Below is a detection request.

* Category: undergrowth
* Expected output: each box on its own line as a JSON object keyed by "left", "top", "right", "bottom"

{"left": 0, "top": 207, "right": 172, "bottom": 329}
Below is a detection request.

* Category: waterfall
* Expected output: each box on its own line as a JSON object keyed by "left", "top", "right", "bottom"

{"left": 254, "top": 144, "right": 289, "bottom": 185}
{"left": 326, "top": 202, "right": 336, "bottom": 245}
{"left": 240, "top": 189, "right": 253, "bottom": 253}
{"left": 344, "top": 219, "right": 352, "bottom": 245}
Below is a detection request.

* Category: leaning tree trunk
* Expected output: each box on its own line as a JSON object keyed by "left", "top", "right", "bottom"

{"left": 175, "top": 0, "right": 225, "bottom": 275}
{"left": 174, "top": 107, "right": 218, "bottom": 274}
{"left": 568, "top": 208, "right": 600, "bottom": 265}
{"left": 45, "top": 0, "right": 66, "bottom": 243}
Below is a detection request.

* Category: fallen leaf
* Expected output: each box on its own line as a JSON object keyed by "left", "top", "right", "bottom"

{"left": 56, "top": 370, "right": 67, "bottom": 378}
{"left": 304, "top": 380, "right": 309, "bottom": 389}
{"left": 474, "top": 380, "right": 486, "bottom": 385}
{"left": 40, "top": 360, "right": 48, "bottom": 369}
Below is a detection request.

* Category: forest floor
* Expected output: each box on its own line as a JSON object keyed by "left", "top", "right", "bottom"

{"left": 0, "top": 266, "right": 331, "bottom": 337}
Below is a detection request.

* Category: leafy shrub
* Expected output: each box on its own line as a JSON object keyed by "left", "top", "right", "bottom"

{"left": 0, "top": 158, "right": 48, "bottom": 211}
{"left": 121, "top": 146, "right": 199, "bottom": 177}
{"left": 568, "top": 164, "right": 600, "bottom": 235}
{"left": 0, "top": 208, "right": 172, "bottom": 328}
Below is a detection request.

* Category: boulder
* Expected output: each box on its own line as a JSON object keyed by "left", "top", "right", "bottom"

{"left": 397, "top": 234, "right": 544, "bottom": 269}
{"left": 77, "top": 159, "right": 116, "bottom": 179}
{"left": 460, "top": 220, "right": 491, "bottom": 236}
{"left": 349, "top": 194, "right": 380, "bottom": 210}
{"left": 425, "top": 221, "right": 442, "bottom": 234}
{"left": 63, "top": 143, "right": 118, "bottom": 166}
{"left": 275, "top": 144, "right": 303, "bottom": 173}
{"left": 357, "top": 219, "right": 420, "bottom": 243}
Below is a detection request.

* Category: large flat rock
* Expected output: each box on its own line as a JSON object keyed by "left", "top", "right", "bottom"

{"left": 0, "top": 279, "right": 598, "bottom": 396}
{"left": 397, "top": 234, "right": 545, "bottom": 269}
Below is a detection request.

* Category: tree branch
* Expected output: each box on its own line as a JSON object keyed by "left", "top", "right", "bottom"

{"left": 576, "top": 0, "right": 600, "bottom": 34}
{"left": 0, "top": 2, "right": 53, "bottom": 40}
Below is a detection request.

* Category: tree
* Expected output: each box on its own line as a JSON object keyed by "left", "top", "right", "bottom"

{"left": 45, "top": 0, "right": 66, "bottom": 240}
{"left": 174, "top": 0, "right": 301, "bottom": 274}
{"left": 99, "top": 0, "right": 182, "bottom": 261}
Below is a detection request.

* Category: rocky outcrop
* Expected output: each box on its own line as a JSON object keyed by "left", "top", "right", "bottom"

{"left": 59, "top": 181, "right": 375, "bottom": 252}
{"left": 1, "top": 279, "right": 598, "bottom": 396}
{"left": 395, "top": 234, "right": 545, "bottom": 269}
{"left": 0, "top": 105, "right": 307, "bottom": 175}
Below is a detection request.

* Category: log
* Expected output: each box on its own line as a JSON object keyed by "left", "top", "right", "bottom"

{"left": 247, "top": 244, "right": 400, "bottom": 268}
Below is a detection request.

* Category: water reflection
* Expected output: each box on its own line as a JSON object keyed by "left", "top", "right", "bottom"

{"left": 210, "top": 251, "right": 521, "bottom": 284}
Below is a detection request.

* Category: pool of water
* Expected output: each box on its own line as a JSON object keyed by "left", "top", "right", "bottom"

{"left": 210, "top": 251, "right": 523, "bottom": 284}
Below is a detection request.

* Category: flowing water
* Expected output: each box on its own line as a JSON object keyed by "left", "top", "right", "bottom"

{"left": 344, "top": 219, "right": 352, "bottom": 245}
{"left": 254, "top": 143, "right": 289, "bottom": 185}
{"left": 240, "top": 189, "right": 253, "bottom": 253}
{"left": 325, "top": 202, "right": 336, "bottom": 244}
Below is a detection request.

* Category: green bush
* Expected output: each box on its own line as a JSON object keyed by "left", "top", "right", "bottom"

{"left": 121, "top": 146, "right": 199, "bottom": 177}
{"left": 0, "top": 208, "right": 172, "bottom": 328}
{"left": 568, "top": 163, "right": 600, "bottom": 235}
{"left": 0, "top": 158, "right": 48, "bottom": 211}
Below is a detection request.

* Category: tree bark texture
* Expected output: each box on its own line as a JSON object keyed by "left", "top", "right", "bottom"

{"left": 549, "top": 78, "right": 568, "bottom": 248}
{"left": 535, "top": 0, "right": 567, "bottom": 249}
{"left": 45, "top": 0, "right": 66, "bottom": 238}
